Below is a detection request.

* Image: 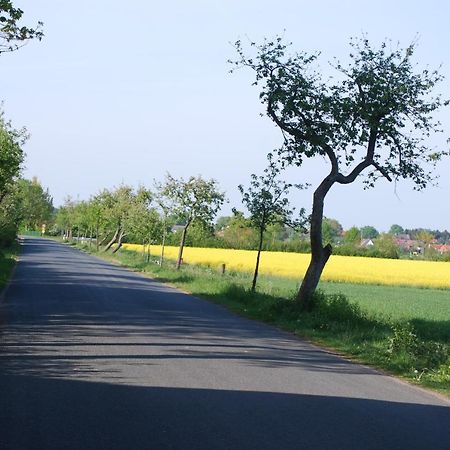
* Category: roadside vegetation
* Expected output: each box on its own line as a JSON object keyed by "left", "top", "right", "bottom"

{"left": 70, "top": 240, "right": 450, "bottom": 396}
{"left": 0, "top": 240, "right": 19, "bottom": 293}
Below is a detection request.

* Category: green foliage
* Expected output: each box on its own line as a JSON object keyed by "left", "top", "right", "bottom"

{"left": 310, "top": 290, "right": 366, "bottom": 324}
{"left": 155, "top": 173, "right": 225, "bottom": 267}
{"left": 0, "top": 1, "right": 43, "bottom": 54}
{"left": 220, "top": 210, "right": 258, "bottom": 249}
{"left": 0, "top": 239, "right": 18, "bottom": 290}
{"left": 0, "top": 110, "right": 28, "bottom": 247}
{"left": 343, "top": 226, "right": 360, "bottom": 244}
{"left": 232, "top": 35, "right": 449, "bottom": 305}
{"left": 238, "top": 156, "right": 306, "bottom": 290}
{"left": 156, "top": 173, "right": 225, "bottom": 228}
{"left": 389, "top": 224, "right": 405, "bottom": 236}
{"left": 360, "top": 225, "right": 379, "bottom": 239}
{"left": 0, "top": 188, "right": 20, "bottom": 246}
{"left": 388, "top": 322, "right": 448, "bottom": 371}
{"left": 322, "top": 217, "right": 343, "bottom": 245}
{"left": 17, "top": 177, "right": 53, "bottom": 231}
{"left": 373, "top": 233, "right": 399, "bottom": 259}
{"left": 238, "top": 155, "right": 306, "bottom": 234}
{"left": 0, "top": 109, "right": 26, "bottom": 204}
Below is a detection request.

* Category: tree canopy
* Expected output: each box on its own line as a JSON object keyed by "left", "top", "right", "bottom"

{"left": 232, "top": 36, "right": 449, "bottom": 309}
{"left": 0, "top": 110, "right": 27, "bottom": 204}
{"left": 238, "top": 156, "right": 305, "bottom": 290}
{"left": 156, "top": 174, "right": 225, "bottom": 268}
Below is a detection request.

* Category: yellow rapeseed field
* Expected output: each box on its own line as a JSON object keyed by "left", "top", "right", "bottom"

{"left": 123, "top": 244, "right": 450, "bottom": 289}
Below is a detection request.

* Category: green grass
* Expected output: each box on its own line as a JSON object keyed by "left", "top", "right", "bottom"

{"left": 0, "top": 241, "right": 19, "bottom": 294}
{"left": 72, "top": 241, "right": 450, "bottom": 397}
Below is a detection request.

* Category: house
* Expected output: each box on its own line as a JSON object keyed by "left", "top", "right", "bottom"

{"left": 431, "top": 244, "right": 450, "bottom": 254}
{"left": 360, "top": 238, "right": 374, "bottom": 248}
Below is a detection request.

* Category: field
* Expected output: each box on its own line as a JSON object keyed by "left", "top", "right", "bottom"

{"left": 123, "top": 244, "right": 450, "bottom": 289}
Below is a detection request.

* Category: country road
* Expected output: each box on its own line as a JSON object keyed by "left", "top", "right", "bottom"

{"left": 0, "top": 238, "right": 449, "bottom": 450}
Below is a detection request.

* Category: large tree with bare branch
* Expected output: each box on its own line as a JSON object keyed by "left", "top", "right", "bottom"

{"left": 232, "top": 36, "right": 449, "bottom": 310}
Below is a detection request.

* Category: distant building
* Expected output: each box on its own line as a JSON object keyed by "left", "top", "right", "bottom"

{"left": 360, "top": 239, "right": 374, "bottom": 248}
{"left": 431, "top": 244, "right": 450, "bottom": 254}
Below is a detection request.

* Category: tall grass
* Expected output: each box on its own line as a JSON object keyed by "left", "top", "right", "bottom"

{"left": 0, "top": 241, "right": 19, "bottom": 294}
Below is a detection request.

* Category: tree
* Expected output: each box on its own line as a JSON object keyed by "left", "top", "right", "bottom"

{"left": 17, "top": 177, "right": 53, "bottom": 231}
{"left": 0, "top": 109, "right": 27, "bottom": 204}
{"left": 322, "top": 217, "right": 343, "bottom": 245}
{"left": 374, "top": 233, "right": 399, "bottom": 259}
{"left": 0, "top": 181, "right": 20, "bottom": 246}
{"left": 99, "top": 185, "right": 152, "bottom": 253}
{"left": 343, "top": 226, "right": 360, "bottom": 245}
{"left": 157, "top": 174, "right": 225, "bottom": 269}
{"left": 389, "top": 224, "right": 405, "bottom": 236}
{"left": 0, "top": 1, "right": 43, "bottom": 54}
{"left": 238, "top": 157, "right": 305, "bottom": 291}
{"left": 221, "top": 210, "right": 258, "bottom": 249}
{"left": 232, "top": 36, "right": 449, "bottom": 310}
{"left": 55, "top": 196, "right": 77, "bottom": 240}
{"left": 361, "top": 225, "right": 379, "bottom": 239}
{"left": 416, "top": 229, "right": 435, "bottom": 257}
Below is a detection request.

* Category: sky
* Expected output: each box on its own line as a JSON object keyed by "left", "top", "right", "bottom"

{"left": 1, "top": 0, "right": 450, "bottom": 232}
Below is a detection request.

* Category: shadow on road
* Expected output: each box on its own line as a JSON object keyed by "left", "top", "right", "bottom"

{"left": 0, "top": 374, "right": 449, "bottom": 450}
{"left": 0, "top": 239, "right": 379, "bottom": 377}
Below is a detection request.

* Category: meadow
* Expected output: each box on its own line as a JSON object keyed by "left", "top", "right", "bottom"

{"left": 123, "top": 244, "right": 450, "bottom": 289}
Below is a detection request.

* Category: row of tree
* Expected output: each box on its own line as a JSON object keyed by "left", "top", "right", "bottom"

{"left": 53, "top": 169, "right": 304, "bottom": 292}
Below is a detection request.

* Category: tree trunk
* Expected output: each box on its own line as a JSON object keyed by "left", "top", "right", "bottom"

{"left": 112, "top": 229, "right": 125, "bottom": 253}
{"left": 160, "top": 226, "right": 166, "bottom": 266}
{"left": 89, "top": 228, "right": 93, "bottom": 248}
{"left": 296, "top": 177, "right": 334, "bottom": 310}
{"left": 96, "top": 222, "right": 100, "bottom": 251}
{"left": 98, "top": 234, "right": 108, "bottom": 248}
{"left": 146, "top": 237, "right": 151, "bottom": 263}
{"left": 251, "top": 223, "right": 265, "bottom": 292}
{"left": 176, "top": 222, "right": 190, "bottom": 270}
{"left": 104, "top": 227, "right": 120, "bottom": 252}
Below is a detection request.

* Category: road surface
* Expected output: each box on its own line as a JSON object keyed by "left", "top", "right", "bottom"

{"left": 0, "top": 238, "right": 449, "bottom": 449}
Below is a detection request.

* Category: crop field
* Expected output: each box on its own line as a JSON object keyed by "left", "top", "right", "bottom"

{"left": 122, "top": 244, "right": 450, "bottom": 289}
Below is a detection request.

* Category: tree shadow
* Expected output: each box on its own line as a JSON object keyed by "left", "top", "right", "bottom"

{"left": 0, "top": 375, "right": 448, "bottom": 450}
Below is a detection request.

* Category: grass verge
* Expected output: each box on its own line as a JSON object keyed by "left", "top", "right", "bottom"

{"left": 73, "top": 241, "right": 450, "bottom": 397}
{"left": 0, "top": 240, "right": 20, "bottom": 297}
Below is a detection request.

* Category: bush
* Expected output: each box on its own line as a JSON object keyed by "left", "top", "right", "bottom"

{"left": 311, "top": 291, "right": 366, "bottom": 323}
{"left": 388, "top": 322, "right": 449, "bottom": 370}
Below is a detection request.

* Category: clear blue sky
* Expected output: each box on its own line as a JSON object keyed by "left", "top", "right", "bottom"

{"left": 2, "top": 0, "right": 450, "bottom": 231}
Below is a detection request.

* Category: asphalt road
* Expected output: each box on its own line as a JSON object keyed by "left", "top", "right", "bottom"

{"left": 0, "top": 238, "right": 449, "bottom": 450}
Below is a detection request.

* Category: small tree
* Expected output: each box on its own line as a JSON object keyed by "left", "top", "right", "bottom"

{"left": 232, "top": 36, "right": 449, "bottom": 310}
{"left": 157, "top": 174, "right": 225, "bottom": 269}
{"left": 0, "top": 1, "right": 43, "bottom": 54}
{"left": 238, "top": 157, "right": 305, "bottom": 291}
